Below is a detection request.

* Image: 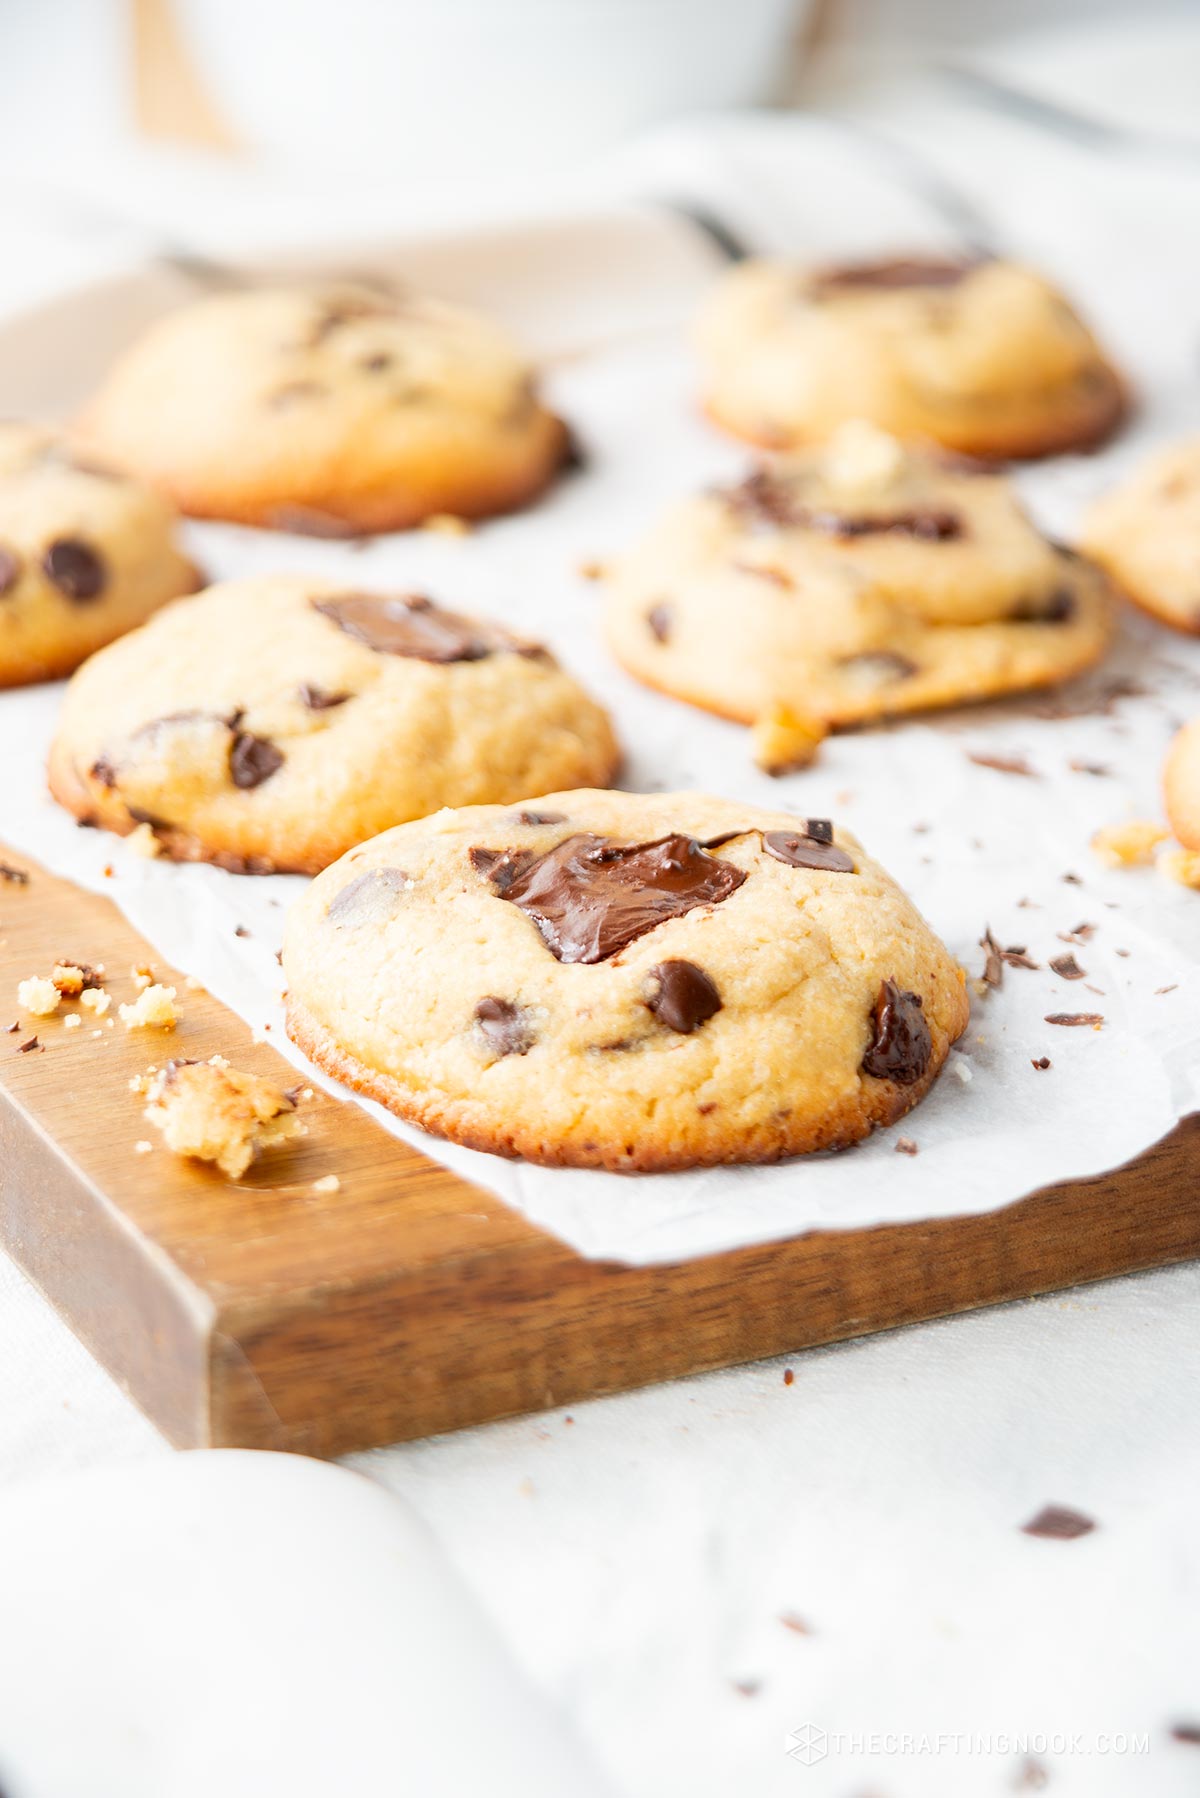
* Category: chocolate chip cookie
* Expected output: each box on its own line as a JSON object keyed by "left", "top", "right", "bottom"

{"left": 283, "top": 790, "right": 969, "bottom": 1170}
{"left": 1082, "top": 437, "right": 1200, "bottom": 635}
{"left": 604, "top": 423, "right": 1115, "bottom": 730}
{"left": 697, "top": 255, "right": 1126, "bottom": 460}
{"left": 48, "top": 576, "right": 619, "bottom": 873}
{"left": 0, "top": 422, "right": 199, "bottom": 687}
{"left": 78, "top": 284, "right": 572, "bottom": 533}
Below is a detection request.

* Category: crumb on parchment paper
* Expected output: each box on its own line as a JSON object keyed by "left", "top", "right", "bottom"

{"left": 1090, "top": 820, "right": 1168, "bottom": 868}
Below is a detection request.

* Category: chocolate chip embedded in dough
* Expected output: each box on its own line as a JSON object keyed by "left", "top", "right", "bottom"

{"left": 43, "top": 538, "right": 106, "bottom": 602}
{"left": 473, "top": 996, "right": 536, "bottom": 1057}
{"left": 646, "top": 603, "right": 672, "bottom": 643}
{"left": 644, "top": 960, "right": 721, "bottom": 1034}
{"left": 298, "top": 683, "right": 351, "bottom": 711}
{"left": 485, "top": 832, "right": 746, "bottom": 965}
{"left": 861, "top": 978, "right": 932, "bottom": 1084}
{"left": 326, "top": 866, "right": 411, "bottom": 929}
{"left": 762, "top": 828, "right": 855, "bottom": 874}
{"left": 229, "top": 732, "right": 285, "bottom": 790}
{"left": 0, "top": 545, "right": 21, "bottom": 596}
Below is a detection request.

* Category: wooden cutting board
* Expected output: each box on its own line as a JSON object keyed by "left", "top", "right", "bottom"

{"left": 1, "top": 842, "right": 1197, "bottom": 1458}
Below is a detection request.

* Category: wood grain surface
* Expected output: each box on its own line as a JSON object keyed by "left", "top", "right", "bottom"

{"left": 0, "top": 842, "right": 1196, "bottom": 1457}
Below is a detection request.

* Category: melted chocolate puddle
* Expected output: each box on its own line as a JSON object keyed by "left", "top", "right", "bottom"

{"left": 314, "top": 592, "right": 539, "bottom": 663}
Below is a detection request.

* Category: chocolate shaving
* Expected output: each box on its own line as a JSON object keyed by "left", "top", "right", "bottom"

{"left": 1049, "top": 953, "right": 1085, "bottom": 980}
{"left": 1021, "top": 1505, "right": 1095, "bottom": 1540}
{"left": 980, "top": 928, "right": 1004, "bottom": 988}
{"left": 473, "top": 996, "right": 536, "bottom": 1057}
{"left": 968, "top": 752, "right": 1038, "bottom": 778}
{"left": 483, "top": 833, "right": 745, "bottom": 965}
{"left": 1011, "top": 588, "right": 1075, "bottom": 624}
{"left": 1045, "top": 1012, "right": 1104, "bottom": 1027}
{"left": 15, "top": 1036, "right": 40, "bottom": 1053}
{"left": 1031, "top": 1057, "right": 1052, "bottom": 1070}
{"left": 861, "top": 979, "right": 932, "bottom": 1085}
{"left": 644, "top": 960, "right": 722, "bottom": 1034}
{"left": 894, "top": 1136, "right": 919, "bottom": 1156}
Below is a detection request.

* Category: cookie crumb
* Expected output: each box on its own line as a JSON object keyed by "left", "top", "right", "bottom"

{"left": 312, "top": 1173, "right": 340, "bottom": 1194}
{"left": 423, "top": 512, "right": 471, "bottom": 537}
{"left": 80, "top": 986, "right": 111, "bottom": 1016}
{"left": 1159, "top": 846, "right": 1200, "bottom": 889}
{"left": 1090, "top": 820, "right": 1168, "bottom": 868}
{"left": 133, "top": 1139, "right": 153, "bottom": 1155}
{"left": 51, "top": 962, "right": 98, "bottom": 997}
{"left": 143, "top": 1058, "right": 304, "bottom": 1179}
{"left": 184, "top": 974, "right": 207, "bottom": 993}
{"left": 125, "top": 822, "right": 161, "bottom": 859}
{"left": 894, "top": 1135, "right": 919, "bottom": 1155}
{"left": 119, "top": 984, "right": 178, "bottom": 1030}
{"left": 17, "top": 976, "right": 61, "bottom": 1017}
{"left": 578, "top": 559, "right": 607, "bottom": 582}
{"left": 751, "top": 703, "right": 826, "bottom": 775}
{"left": 64, "top": 1014, "right": 82, "bottom": 1030}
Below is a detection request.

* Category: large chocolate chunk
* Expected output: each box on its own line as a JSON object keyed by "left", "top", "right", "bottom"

{"left": 644, "top": 960, "right": 721, "bottom": 1034}
{"left": 326, "top": 866, "right": 411, "bottom": 929}
{"left": 861, "top": 978, "right": 932, "bottom": 1085}
{"left": 483, "top": 832, "right": 745, "bottom": 964}
{"left": 807, "top": 256, "right": 982, "bottom": 299}
{"left": 473, "top": 996, "right": 535, "bottom": 1057}
{"left": 229, "top": 731, "right": 285, "bottom": 789}
{"left": 727, "top": 472, "right": 960, "bottom": 542}
{"left": 763, "top": 828, "right": 855, "bottom": 874}
{"left": 314, "top": 592, "right": 538, "bottom": 664}
{"left": 43, "top": 537, "right": 106, "bottom": 602}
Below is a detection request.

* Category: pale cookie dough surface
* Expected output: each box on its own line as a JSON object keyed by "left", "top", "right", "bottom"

{"left": 48, "top": 575, "right": 619, "bottom": 874}
{"left": 283, "top": 789, "right": 969, "bottom": 1172}
{"left": 1164, "top": 717, "right": 1200, "bottom": 851}
{"left": 1082, "top": 437, "right": 1200, "bottom": 635}
{"left": 605, "top": 426, "right": 1115, "bottom": 727}
{"left": 0, "top": 422, "right": 199, "bottom": 688}
{"left": 78, "top": 284, "right": 571, "bottom": 533}
{"left": 697, "top": 255, "right": 1126, "bottom": 461}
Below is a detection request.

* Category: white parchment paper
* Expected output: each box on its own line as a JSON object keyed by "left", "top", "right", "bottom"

{"left": 0, "top": 191, "right": 1197, "bottom": 1269}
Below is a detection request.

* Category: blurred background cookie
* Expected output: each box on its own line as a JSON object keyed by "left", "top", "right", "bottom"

{"left": 48, "top": 575, "right": 619, "bottom": 873}
{"left": 283, "top": 789, "right": 969, "bottom": 1170}
{"left": 696, "top": 255, "right": 1126, "bottom": 460}
{"left": 0, "top": 423, "right": 198, "bottom": 688}
{"left": 1082, "top": 438, "right": 1200, "bottom": 636}
{"left": 605, "top": 422, "right": 1115, "bottom": 735}
{"left": 78, "top": 284, "right": 573, "bottom": 534}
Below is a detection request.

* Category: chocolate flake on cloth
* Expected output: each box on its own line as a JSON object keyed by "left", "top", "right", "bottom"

{"left": 968, "top": 752, "right": 1039, "bottom": 777}
{"left": 1059, "top": 922, "right": 1097, "bottom": 944}
{"left": 980, "top": 929, "right": 1039, "bottom": 986}
{"left": 1031, "top": 1057, "right": 1052, "bottom": 1070}
{"left": 1045, "top": 1012, "right": 1104, "bottom": 1027}
{"left": 1021, "top": 1504, "right": 1096, "bottom": 1540}
{"left": 482, "top": 833, "right": 745, "bottom": 964}
{"left": 894, "top": 1136, "right": 919, "bottom": 1156}
{"left": 1049, "top": 953, "right": 1086, "bottom": 980}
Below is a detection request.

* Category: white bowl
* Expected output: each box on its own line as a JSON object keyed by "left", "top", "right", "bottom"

{"left": 175, "top": 0, "right": 805, "bottom": 176}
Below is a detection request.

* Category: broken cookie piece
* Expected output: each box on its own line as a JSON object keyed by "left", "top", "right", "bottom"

{"left": 140, "top": 1056, "right": 305, "bottom": 1179}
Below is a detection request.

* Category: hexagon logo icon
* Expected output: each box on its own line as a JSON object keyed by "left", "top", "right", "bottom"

{"left": 786, "top": 1722, "right": 829, "bottom": 1766}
